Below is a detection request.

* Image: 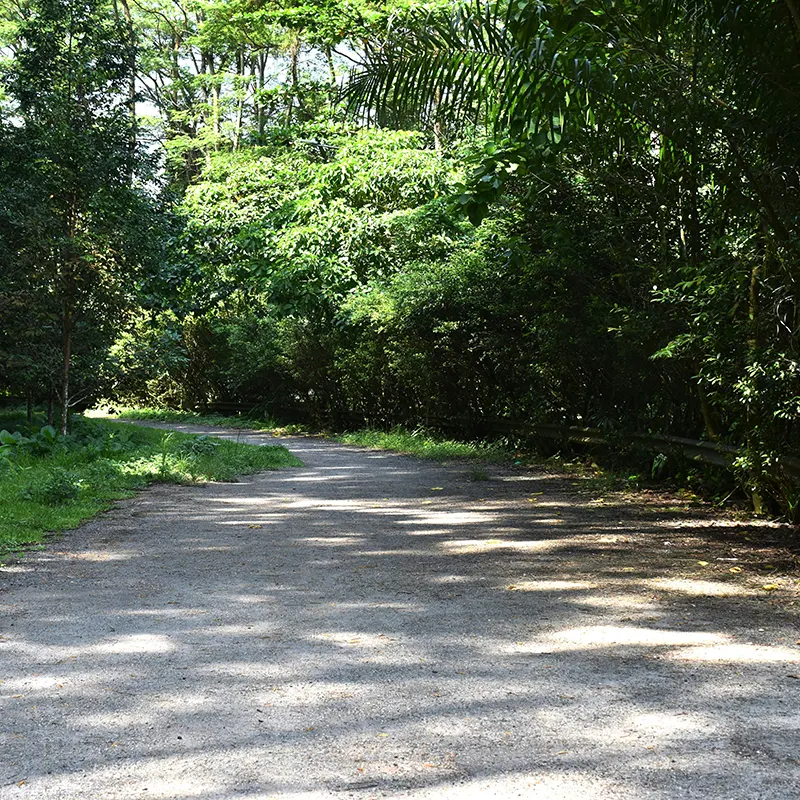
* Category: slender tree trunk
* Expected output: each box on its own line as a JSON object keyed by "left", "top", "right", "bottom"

{"left": 697, "top": 382, "right": 720, "bottom": 442}
{"left": 26, "top": 387, "right": 32, "bottom": 425}
{"left": 286, "top": 37, "right": 301, "bottom": 126}
{"left": 325, "top": 45, "right": 336, "bottom": 102}
{"left": 290, "top": 38, "right": 300, "bottom": 92}
{"left": 212, "top": 80, "right": 221, "bottom": 144}
{"left": 47, "top": 391, "right": 53, "bottom": 427}
{"left": 686, "top": 35, "right": 702, "bottom": 268}
{"left": 234, "top": 96, "right": 245, "bottom": 151}
{"left": 233, "top": 51, "right": 246, "bottom": 151}
{"left": 206, "top": 52, "right": 220, "bottom": 149}
{"left": 255, "top": 53, "right": 267, "bottom": 139}
{"left": 60, "top": 299, "right": 72, "bottom": 436}
{"left": 745, "top": 232, "right": 769, "bottom": 514}
{"left": 432, "top": 87, "right": 443, "bottom": 155}
{"left": 117, "top": 0, "right": 136, "bottom": 124}
{"left": 784, "top": 0, "right": 800, "bottom": 33}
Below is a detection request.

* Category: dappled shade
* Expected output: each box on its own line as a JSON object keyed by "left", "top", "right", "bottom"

{"left": 2, "top": 431, "right": 798, "bottom": 798}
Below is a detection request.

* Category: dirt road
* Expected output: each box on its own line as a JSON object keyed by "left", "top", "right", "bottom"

{"left": 1, "top": 428, "right": 799, "bottom": 799}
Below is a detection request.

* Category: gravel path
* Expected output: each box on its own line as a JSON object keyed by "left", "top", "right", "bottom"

{"left": 1, "top": 426, "right": 799, "bottom": 800}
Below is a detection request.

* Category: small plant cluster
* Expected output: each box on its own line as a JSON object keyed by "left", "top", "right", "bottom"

{"left": 0, "top": 420, "right": 142, "bottom": 506}
{"left": 0, "top": 425, "right": 83, "bottom": 506}
{"left": 22, "top": 467, "right": 82, "bottom": 505}
{"left": 150, "top": 431, "right": 227, "bottom": 482}
{"left": 0, "top": 425, "right": 60, "bottom": 458}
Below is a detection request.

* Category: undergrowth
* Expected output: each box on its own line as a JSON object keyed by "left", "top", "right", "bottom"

{"left": 336, "top": 427, "right": 510, "bottom": 462}
{"left": 111, "top": 406, "right": 279, "bottom": 430}
{"left": 0, "top": 412, "right": 300, "bottom": 560}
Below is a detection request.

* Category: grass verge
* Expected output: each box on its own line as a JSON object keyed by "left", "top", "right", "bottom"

{"left": 109, "top": 411, "right": 587, "bottom": 470}
{"left": 335, "top": 427, "right": 510, "bottom": 462}
{"left": 103, "top": 409, "right": 721, "bottom": 506}
{"left": 111, "top": 406, "right": 280, "bottom": 430}
{"left": 0, "top": 413, "right": 300, "bottom": 560}
{"left": 333, "top": 427, "right": 717, "bottom": 503}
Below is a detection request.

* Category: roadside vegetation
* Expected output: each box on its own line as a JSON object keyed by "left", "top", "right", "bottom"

{"left": 113, "top": 408, "right": 735, "bottom": 509}
{"left": 1, "top": 0, "right": 799, "bottom": 521}
{"left": 0, "top": 410, "right": 300, "bottom": 559}
{"left": 114, "top": 407, "right": 280, "bottom": 431}
{"left": 337, "top": 427, "right": 510, "bottom": 463}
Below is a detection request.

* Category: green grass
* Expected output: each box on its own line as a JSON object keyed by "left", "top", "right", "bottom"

{"left": 112, "top": 406, "right": 280, "bottom": 430}
{"left": 0, "top": 413, "right": 301, "bottom": 559}
{"left": 106, "top": 409, "right": 618, "bottom": 478}
{"left": 335, "top": 426, "right": 510, "bottom": 462}
{"left": 113, "top": 412, "right": 518, "bottom": 464}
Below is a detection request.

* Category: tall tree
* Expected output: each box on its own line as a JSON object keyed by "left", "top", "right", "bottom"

{"left": 0, "top": 0, "right": 157, "bottom": 432}
{"left": 346, "top": 0, "right": 800, "bottom": 511}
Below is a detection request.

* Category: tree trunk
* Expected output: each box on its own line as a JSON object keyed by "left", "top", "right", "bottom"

{"left": 60, "top": 301, "right": 72, "bottom": 436}
{"left": 784, "top": 0, "right": 800, "bottom": 33}
{"left": 697, "top": 382, "right": 720, "bottom": 442}
{"left": 233, "top": 51, "right": 246, "bottom": 151}
{"left": 325, "top": 45, "right": 336, "bottom": 102}
{"left": 255, "top": 53, "right": 267, "bottom": 139}
{"left": 117, "top": 0, "right": 136, "bottom": 124}
{"left": 433, "top": 87, "right": 443, "bottom": 155}
{"left": 745, "top": 235, "right": 768, "bottom": 514}
{"left": 286, "top": 37, "right": 301, "bottom": 126}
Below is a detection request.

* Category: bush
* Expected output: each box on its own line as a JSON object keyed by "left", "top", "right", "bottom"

{"left": 24, "top": 467, "right": 82, "bottom": 505}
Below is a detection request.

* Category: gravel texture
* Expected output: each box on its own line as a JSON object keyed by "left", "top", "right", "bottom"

{"left": 1, "top": 426, "right": 799, "bottom": 800}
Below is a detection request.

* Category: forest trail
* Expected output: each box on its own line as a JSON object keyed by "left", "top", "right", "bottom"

{"left": 1, "top": 425, "right": 799, "bottom": 800}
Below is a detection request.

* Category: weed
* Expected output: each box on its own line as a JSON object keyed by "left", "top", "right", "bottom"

{"left": 23, "top": 467, "right": 82, "bottom": 505}
{"left": 158, "top": 431, "right": 176, "bottom": 476}
{"left": 175, "top": 434, "right": 219, "bottom": 456}
{"left": 336, "top": 427, "right": 508, "bottom": 463}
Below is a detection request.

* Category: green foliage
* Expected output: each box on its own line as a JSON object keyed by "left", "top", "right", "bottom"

{"left": 23, "top": 467, "right": 82, "bottom": 506}
{"left": 0, "top": 0, "right": 165, "bottom": 426}
{"left": 175, "top": 434, "right": 220, "bottom": 457}
{"left": 177, "top": 129, "right": 459, "bottom": 314}
{"left": 0, "top": 425, "right": 62, "bottom": 458}
{"left": 337, "top": 426, "right": 508, "bottom": 462}
{"left": 0, "top": 416, "right": 301, "bottom": 558}
{"left": 3, "top": 0, "right": 799, "bottom": 521}
{"left": 338, "top": 0, "right": 800, "bottom": 516}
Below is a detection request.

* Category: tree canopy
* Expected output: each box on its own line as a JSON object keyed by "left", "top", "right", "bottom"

{"left": 1, "top": 0, "right": 798, "bottom": 516}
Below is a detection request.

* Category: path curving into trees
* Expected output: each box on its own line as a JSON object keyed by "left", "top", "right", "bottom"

{"left": 1, "top": 426, "right": 798, "bottom": 799}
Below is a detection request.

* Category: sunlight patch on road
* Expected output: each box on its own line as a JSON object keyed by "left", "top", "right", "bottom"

{"left": 508, "top": 625, "right": 725, "bottom": 654}
{"left": 575, "top": 593, "right": 660, "bottom": 610}
{"left": 95, "top": 634, "right": 175, "bottom": 655}
{"left": 441, "top": 537, "right": 569, "bottom": 555}
{"left": 505, "top": 579, "right": 598, "bottom": 592}
{"left": 645, "top": 578, "right": 749, "bottom": 597}
{"left": 668, "top": 643, "right": 800, "bottom": 663}
{"left": 626, "top": 710, "right": 719, "bottom": 737}
{"left": 54, "top": 550, "right": 134, "bottom": 562}
{"left": 304, "top": 536, "right": 366, "bottom": 546}
{"left": 399, "top": 511, "right": 497, "bottom": 525}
